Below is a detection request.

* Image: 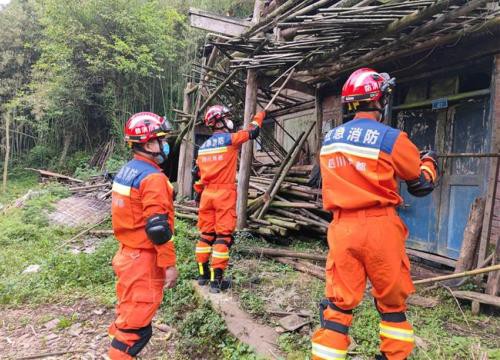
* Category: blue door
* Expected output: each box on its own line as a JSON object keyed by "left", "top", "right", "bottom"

{"left": 397, "top": 110, "right": 440, "bottom": 253}
{"left": 396, "top": 97, "right": 491, "bottom": 259}
{"left": 437, "top": 99, "right": 490, "bottom": 258}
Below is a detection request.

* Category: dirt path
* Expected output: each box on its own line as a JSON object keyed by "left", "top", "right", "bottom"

{"left": 0, "top": 299, "right": 175, "bottom": 360}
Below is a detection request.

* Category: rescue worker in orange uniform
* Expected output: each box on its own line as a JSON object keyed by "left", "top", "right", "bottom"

{"left": 193, "top": 105, "right": 265, "bottom": 293}
{"left": 311, "top": 68, "right": 439, "bottom": 360}
{"left": 109, "top": 112, "right": 178, "bottom": 360}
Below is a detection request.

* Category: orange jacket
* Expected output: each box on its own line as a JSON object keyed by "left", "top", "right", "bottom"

{"left": 194, "top": 112, "right": 265, "bottom": 192}
{"left": 320, "top": 114, "right": 437, "bottom": 211}
{"left": 111, "top": 154, "right": 176, "bottom": 268}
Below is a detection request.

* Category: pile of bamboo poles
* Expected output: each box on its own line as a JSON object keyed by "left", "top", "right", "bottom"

{"left": 174, "top": 168, "right": 329, "bottom": 239}
{"left": 216, "top": 0, "right": 497, "bottom": 78}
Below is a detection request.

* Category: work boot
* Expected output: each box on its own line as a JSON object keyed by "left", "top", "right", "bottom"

{"left": 197, "top": 262, "right": 210, "bottom": 286}
{"left": 209, "top": 268, "right": 232, "bottom": 294}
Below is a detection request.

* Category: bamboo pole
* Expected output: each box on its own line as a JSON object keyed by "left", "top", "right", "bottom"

{"left": 270, "top": 201, "right": 319, "bottom": 209}
{"left": 257, "top": 121, "right": 316, "bottom": 218}
{"left": 438, "top": 153, "right": 500, "bottom": 158}
{"left": 414, "top": 264, "right": 500, "bottom": 285}
{"left": 176, "top": 212, "right": 198, "bottom": 221}
{"left": 237, "top": 246, "right": 327, "bottom": 261}
{"left": 241, "top": 0, "right": 305, "bottom": 39}
{"left": 332, "top": 0, "right": 494, "bottom": 75}
{"left": 236, "top": 0, "right": 264, "bottom": 230}
{"left": 264, "top": 69, "right": 296, "bottom": 111}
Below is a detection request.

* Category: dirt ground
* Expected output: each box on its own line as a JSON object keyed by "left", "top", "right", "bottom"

{"left": 0, "top": 299, "right": 175, "bottom": 360}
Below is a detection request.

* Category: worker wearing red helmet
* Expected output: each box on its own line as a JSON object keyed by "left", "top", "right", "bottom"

{"left": 193, "top": 105, "right": 265, "bottom": 293}
{"left": 311, "top": 68, "right": 438, "bottom": 360}
{"left": 108, "top": 112, "right": 178, "bottom": 360}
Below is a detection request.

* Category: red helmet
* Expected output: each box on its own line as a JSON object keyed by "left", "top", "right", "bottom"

{"left": 124, "top": 112, "right": 172, "bottom": 143}
{"left": 204, "top": 105, "right": 231, "bottom": 128}
{"left": 341, "top": 68, "right": 395, "bottom": 104}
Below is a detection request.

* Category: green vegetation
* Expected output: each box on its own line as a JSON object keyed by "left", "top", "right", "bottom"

{"left": 0, "top": 0, "right": 253, "bottom": 179}
{"left": 0, "top": 180, "right": 263, "bottom": 358}
{"left": 230, "top": 236, "right": 500, "bottom": 360}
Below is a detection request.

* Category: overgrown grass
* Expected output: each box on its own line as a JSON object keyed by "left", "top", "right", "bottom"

{"left": 0, "top": 168, "right": 38, "bottom": 205}
{"left": 0, "top": 183, "right": 263, "bottom": 359}
{"left": 1, "top": 180, "right": 498, "bottom": 359}
{"left": 0, "top": 182, "right": 116, "bottom": 305}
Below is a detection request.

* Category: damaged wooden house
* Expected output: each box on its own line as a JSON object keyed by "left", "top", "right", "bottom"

{"left": 174, "top": 0, "right": 500, "bottom": 299}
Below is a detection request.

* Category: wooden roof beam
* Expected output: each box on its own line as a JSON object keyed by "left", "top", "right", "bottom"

{"left": 189, "top": 8, "right": 251, "bottom": 37}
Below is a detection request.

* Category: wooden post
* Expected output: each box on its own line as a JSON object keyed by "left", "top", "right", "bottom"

{"left": 485, "top": 54, "right": 500, "bottom": 296}
{"left": 236, "top": 0, "right": 263, "bottom": 230}
{"left": 177, "top": 83, "right": 194, "bottom": 199}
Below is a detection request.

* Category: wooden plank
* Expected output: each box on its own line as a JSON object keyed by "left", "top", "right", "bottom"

{"left": 452, "top": 291, "right": 500, "bottom": 308}
{"left": 189, "top": 8, "right": 250, "bottom": 37}
{"left": 454, "top": 197, "right": 485, "bottom": 274}
{"left": 406, "top": 248, "right": 457, "bottom": 268}
{"left": 192, "top": 281, "right": 284, "bottom": 359}
{"left": 274, "top": 257, "right": 325, "bottom": 280}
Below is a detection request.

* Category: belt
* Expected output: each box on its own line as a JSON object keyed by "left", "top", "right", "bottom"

{"left": 333, "top": 207, "right": 396, "bottom": 220}
{"left": 119, "top": 244, "right": 156, "bottom": 253}
{"left": 205, "top": 183, "right": 236, "bottom": 190}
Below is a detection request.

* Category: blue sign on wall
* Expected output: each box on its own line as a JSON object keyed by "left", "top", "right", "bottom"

{"left": 432, "top": 98, "right": 448, "bottom": 110}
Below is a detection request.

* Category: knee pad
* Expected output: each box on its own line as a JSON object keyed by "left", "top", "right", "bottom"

{"left": 111, "top": 324, "right": 153, "bottom": 356}
{"left": 214, "top": 234, "right": 234, "bottom": 248}
{"left": 319, "top": 299, "right": 352, "bottom": 335}
{"left": 373, "top": 299, "right": 407, "bottom": 322}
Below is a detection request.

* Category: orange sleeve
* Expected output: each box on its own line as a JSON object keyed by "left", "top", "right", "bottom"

{"left": 251, "top": 111, "right": 265, "bottom": 127}
{"left": 391, "top": 132, "right": 422, "bottom": 181}
{"left": 391, "top": 132, "right": 438, "bottom": 182}
{"left": 231, "top": 111, "right": 266, "bottom": 147}
{"left": 231, "top": 130, "right": 251, "bottom": 147}
{"left": 140, "top": 173, "right": 176, "bottom": 268}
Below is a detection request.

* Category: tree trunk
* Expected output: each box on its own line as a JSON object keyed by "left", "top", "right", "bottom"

{"left": 58, "top": 132, "right": 71, "bottom": 167}
{"left": 2, "top": 113, "right": 11, "bottom": 193}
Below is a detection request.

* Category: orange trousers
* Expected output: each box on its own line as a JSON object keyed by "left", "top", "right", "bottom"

{"left": 312, "top": 207, "right": 415, "bottom": 360}
{"left": 196, "top": 185, "right": 236, "bottom": 270}
{"left": 108, "top": 245, "right": 165, "bottom": 360}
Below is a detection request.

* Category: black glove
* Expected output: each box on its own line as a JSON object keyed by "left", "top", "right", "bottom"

{"left": 192, "top": 164, "right": 200, "bottom": 182}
